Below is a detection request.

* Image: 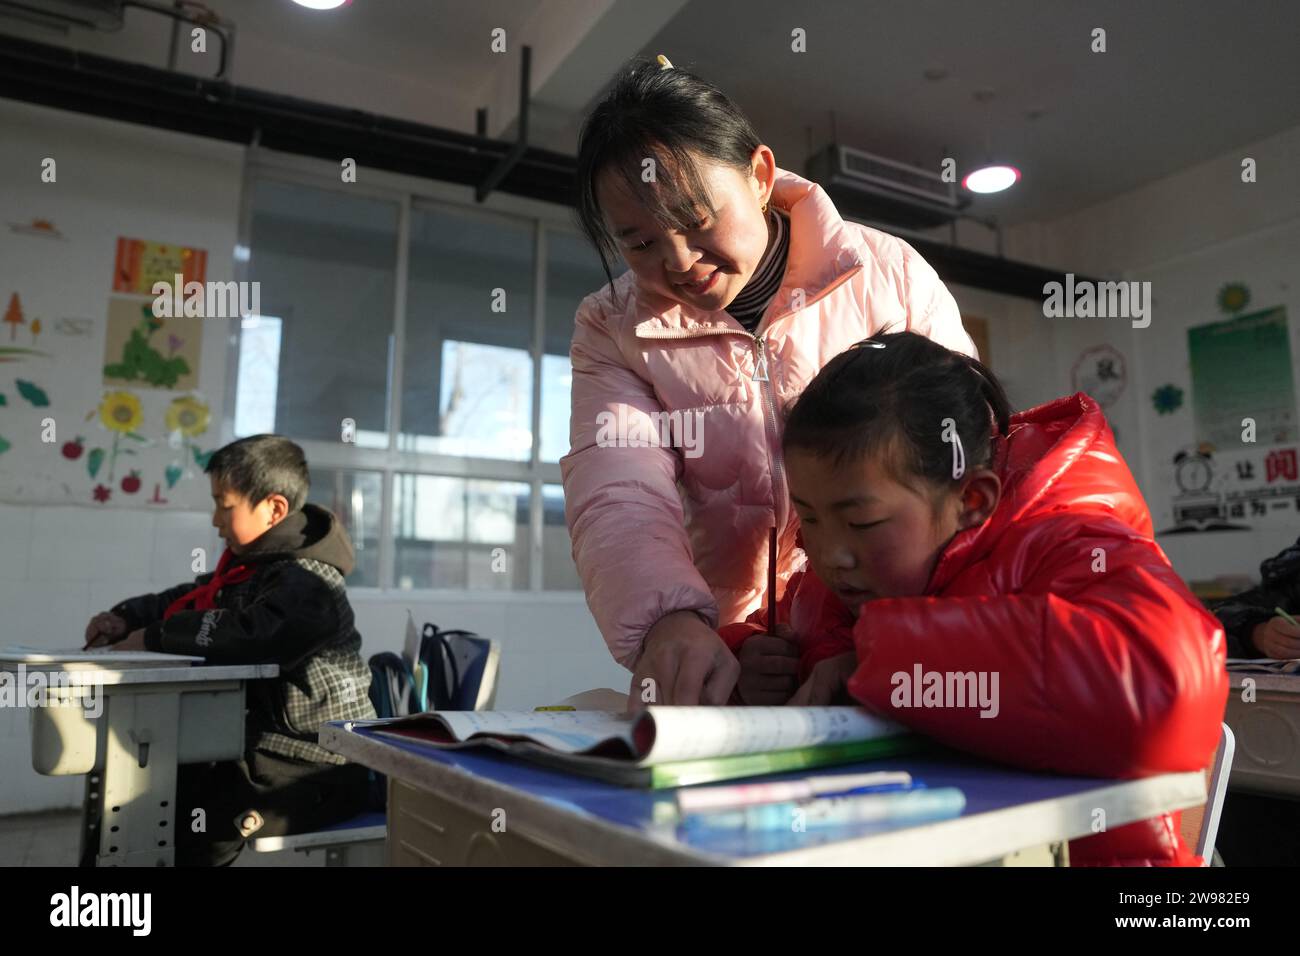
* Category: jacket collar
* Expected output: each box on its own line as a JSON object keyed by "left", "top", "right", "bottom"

{"left": 628, "top": 167, "right": 867, "bottom": 336}
{"left": 236, "top": 502, "right": 356, "bottom": 576}
{"left": 925, "top": 393, "right": 1127, "bottom": 592}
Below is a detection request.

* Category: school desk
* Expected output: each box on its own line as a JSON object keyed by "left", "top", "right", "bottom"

{"left": 1225, "top": 671, "right": 1300, "bottom": 798}
{"left": 319, "top": 720, "right": 1206, "bottom": 866}
{"left": 10, "top": 661, "right": 279, "bottom": 867}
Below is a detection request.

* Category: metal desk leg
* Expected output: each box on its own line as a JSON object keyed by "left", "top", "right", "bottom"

{"left": 80, "top": 690, "right": 182, "bottom": 867}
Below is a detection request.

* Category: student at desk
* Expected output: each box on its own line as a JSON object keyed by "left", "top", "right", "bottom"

{"left": 1210, "top": 540, "right": 1300, "bottom": 659}
{"left": 83, "top": 435, "right": 376, "bottom": 866}
{"left": 720, "top": 333, "right": 1228, "bottom": 866}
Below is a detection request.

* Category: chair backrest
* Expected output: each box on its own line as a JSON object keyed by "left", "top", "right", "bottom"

{"left": 1196, "top": 722, "right": 1235, "bottom": 864}
{"left": 1179, "top": 722, "right": 1235, "bottom": 865}
{"left": 414, "top": 619, "right": 501, "bottom": 712}
{"left": 444, "top": 632, "right": 500, "bottom": 711}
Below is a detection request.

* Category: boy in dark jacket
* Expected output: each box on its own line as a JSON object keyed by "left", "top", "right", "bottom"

{"left": 83, "top": 434, "right": 376, "bottom": 865}
{"left": 1211, "top": 538, "right": 1300, "bottom": 659}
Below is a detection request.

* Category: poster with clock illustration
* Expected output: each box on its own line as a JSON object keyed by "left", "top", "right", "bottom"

{"left": 1163, "top": 442, "right": 1300, "bottom": 533}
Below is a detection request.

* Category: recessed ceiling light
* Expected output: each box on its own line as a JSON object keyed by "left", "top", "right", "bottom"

{"left": 962, "top": 164, "right": 1021, "bottom": 194}
{"left": 291, "top": 0, "right": 350, "bottom": 9}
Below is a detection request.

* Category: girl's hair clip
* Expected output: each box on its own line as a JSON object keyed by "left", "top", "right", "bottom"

{"left": 656, "top": 54, "right": 674, "bottom": 70}
{"left": 941, "top": 417, "right": 966, "bottom": 481}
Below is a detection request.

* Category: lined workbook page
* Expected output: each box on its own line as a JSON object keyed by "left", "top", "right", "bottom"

{"left": 639, "top": 707, "right": 904, "bottom": 764}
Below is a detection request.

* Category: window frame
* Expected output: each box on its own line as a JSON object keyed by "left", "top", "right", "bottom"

{"left": 225, "top": 149, "right": 591, "bottom": 596}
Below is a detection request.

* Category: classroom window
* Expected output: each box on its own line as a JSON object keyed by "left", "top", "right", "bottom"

{"left": 541, "top": 231, "right": 613, "bottom": 463}
{"left": 236, "top": 170, "right": 595, "bottom": 592}
{"left": 542, "top": 484, "right": 583, "bottom": 591}
{"left": 392, "top": 474, "right": 531, "bottom": 590}
{"left": 306, "top": 468, "right": 383, "bottom": 588}
{"left": 400, "top": 205, "right": 535, "bottom": 460}
{"left": 233, "top": 314, "right": 282, "bottom": 437}
{"left": 242, "top": 179, "right": 399, "bottom": 448}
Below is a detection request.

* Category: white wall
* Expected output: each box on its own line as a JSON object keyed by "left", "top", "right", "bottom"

{"left": 1005, "top": 123, "right": 1300, "bottom": 585}
{"left": 0, "top": 99, "right": 626, "bottom": 816}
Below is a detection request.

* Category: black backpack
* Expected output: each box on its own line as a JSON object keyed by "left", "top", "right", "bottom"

{"left": 366, "top": 650, "right": 418, "bottom": 718}
{"left": 364, "top": 623, "right": 484, "bottom": 808}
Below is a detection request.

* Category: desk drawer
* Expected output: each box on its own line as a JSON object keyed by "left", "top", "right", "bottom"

{"left": 387, "top": 779, "right": 578, "bottom": 866}
{"left": 30, "top": 683, "right": 245, "bottom": 775}
{"left": 1226, "top": 687, "right": 1300, "bottom": 797}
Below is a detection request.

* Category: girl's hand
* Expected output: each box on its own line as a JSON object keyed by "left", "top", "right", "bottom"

{"left": 736, "top": 625, "right": 800, "bottom": 705}
{"left": 789, "top": 652, "right": 858, "bottom": 706}
{"left": 1252, "top": 616, "right": 1300, "bottom": 660}
{"left": 629, "top": 610, "right": 740, "bottom": 708}
{"left": 108, "top": 629, "right": 148, "bottom": 652}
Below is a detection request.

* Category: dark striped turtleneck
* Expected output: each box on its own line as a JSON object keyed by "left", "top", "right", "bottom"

{"left": 726, "top": 208, "right": 790, "bottom": 333}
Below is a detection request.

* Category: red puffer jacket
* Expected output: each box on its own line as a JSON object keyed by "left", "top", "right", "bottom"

{"left": 721, "top": 393, "right": 1228, "bottom": 866}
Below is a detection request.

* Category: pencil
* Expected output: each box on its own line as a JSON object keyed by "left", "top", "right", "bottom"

{"left": 1275, "top": 606, "right": 1298, "bottom": 627}
{"left": 768, "top": 526, "right": 778, "bottom": 631}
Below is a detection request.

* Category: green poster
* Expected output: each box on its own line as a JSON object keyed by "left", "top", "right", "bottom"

{"left": 1188, "top": 306, "right": 1295, "bottom": 447}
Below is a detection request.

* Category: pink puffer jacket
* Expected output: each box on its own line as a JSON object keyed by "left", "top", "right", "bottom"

{"left": 561, "top": 168, "right": 975, "bottom": 668}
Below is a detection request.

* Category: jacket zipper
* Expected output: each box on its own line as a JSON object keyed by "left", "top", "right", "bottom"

{"left": 752, "top": 331, "right": 788, "bottom": 539}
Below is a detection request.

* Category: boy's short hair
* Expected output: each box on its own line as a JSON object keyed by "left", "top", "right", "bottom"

{"left": 204, "top": 435, "right": 309, "bottom": 512}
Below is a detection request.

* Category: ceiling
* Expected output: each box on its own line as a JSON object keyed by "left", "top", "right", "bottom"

{"left": 2, "top": 0, "right": 1297, "bottom": 225}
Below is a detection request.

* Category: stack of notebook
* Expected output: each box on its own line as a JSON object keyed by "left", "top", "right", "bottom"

{"left": 350, "top": 705, "right": 920, "bottom": 788}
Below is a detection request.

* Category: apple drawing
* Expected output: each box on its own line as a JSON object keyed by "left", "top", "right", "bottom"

{"left": 62, "top": 436, "right": 85, "bottom": 460}
{"left": 121, "top": 470, "right": 141, "bottom": 494}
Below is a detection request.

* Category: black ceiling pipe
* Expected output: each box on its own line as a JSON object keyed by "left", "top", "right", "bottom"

{"left": 0, "top": 33, "right": 1101, "bottom": 302}
{"left": 0, "top": 33, "right": 577, "bottom": 207}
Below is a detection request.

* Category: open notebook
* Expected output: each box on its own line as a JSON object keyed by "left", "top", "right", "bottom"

{"left": 350, "top": 707, "right": 918, "bottom": 788}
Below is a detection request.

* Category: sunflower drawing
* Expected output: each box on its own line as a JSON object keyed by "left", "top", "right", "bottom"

{"left": 166, "top": 395, "right": 209, "bottom": 437}
{"left": 1217, "top": 283, "right": 1251, "bottom": 315}
{"left": 94, "top": 390, "right": 148, "bottom": 482}
{"left": 100, "top": 391, "right": 143, "bottom": 433}
{"left": 166, "top": 395, "right": 215, "bottom": 476}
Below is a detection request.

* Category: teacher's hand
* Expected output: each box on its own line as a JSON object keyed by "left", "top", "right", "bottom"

{"left": 629, "top": 610, "right": 739, "bottom": 708}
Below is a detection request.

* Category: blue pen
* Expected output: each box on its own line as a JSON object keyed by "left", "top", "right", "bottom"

{"left": 821, "top": 780, "right": 925, "bottom": 799}
{"left": 682, "top": 787, "right": 965, "bottom": 835}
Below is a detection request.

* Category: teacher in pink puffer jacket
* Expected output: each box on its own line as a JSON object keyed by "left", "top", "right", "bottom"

{"left": 561, "top": 58, "right": 974, "bottom": 707}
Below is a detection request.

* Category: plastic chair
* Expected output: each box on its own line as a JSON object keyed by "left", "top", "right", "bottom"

{"left": 1179, "top": 722, "right": 1235, "bottom": 865}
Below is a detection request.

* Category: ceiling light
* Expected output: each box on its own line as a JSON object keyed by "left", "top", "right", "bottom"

{"left": 962, "top": 164, "right": 1021, "bottom": 194}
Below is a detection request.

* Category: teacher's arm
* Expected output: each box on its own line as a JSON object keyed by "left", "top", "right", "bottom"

{"left": 560, "top": 297, "right": 738, "bottom": 706}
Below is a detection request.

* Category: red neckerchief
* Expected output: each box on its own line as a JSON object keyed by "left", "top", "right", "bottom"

{"left": 163, "top": 547, "right": 256, "bottom": 619}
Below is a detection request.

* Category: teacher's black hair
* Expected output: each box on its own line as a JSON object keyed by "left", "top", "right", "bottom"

{"left": 575, "top": 58, "right": 763, "bottom": 307}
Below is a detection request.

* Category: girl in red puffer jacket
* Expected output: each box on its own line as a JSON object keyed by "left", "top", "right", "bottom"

{"left": 720, "top": 331, "right": 1227, "bottom": 866}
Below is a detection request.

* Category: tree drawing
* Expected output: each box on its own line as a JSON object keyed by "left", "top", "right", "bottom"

{"left": 4, "top": 293, "right": 24, "bottom": 341}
